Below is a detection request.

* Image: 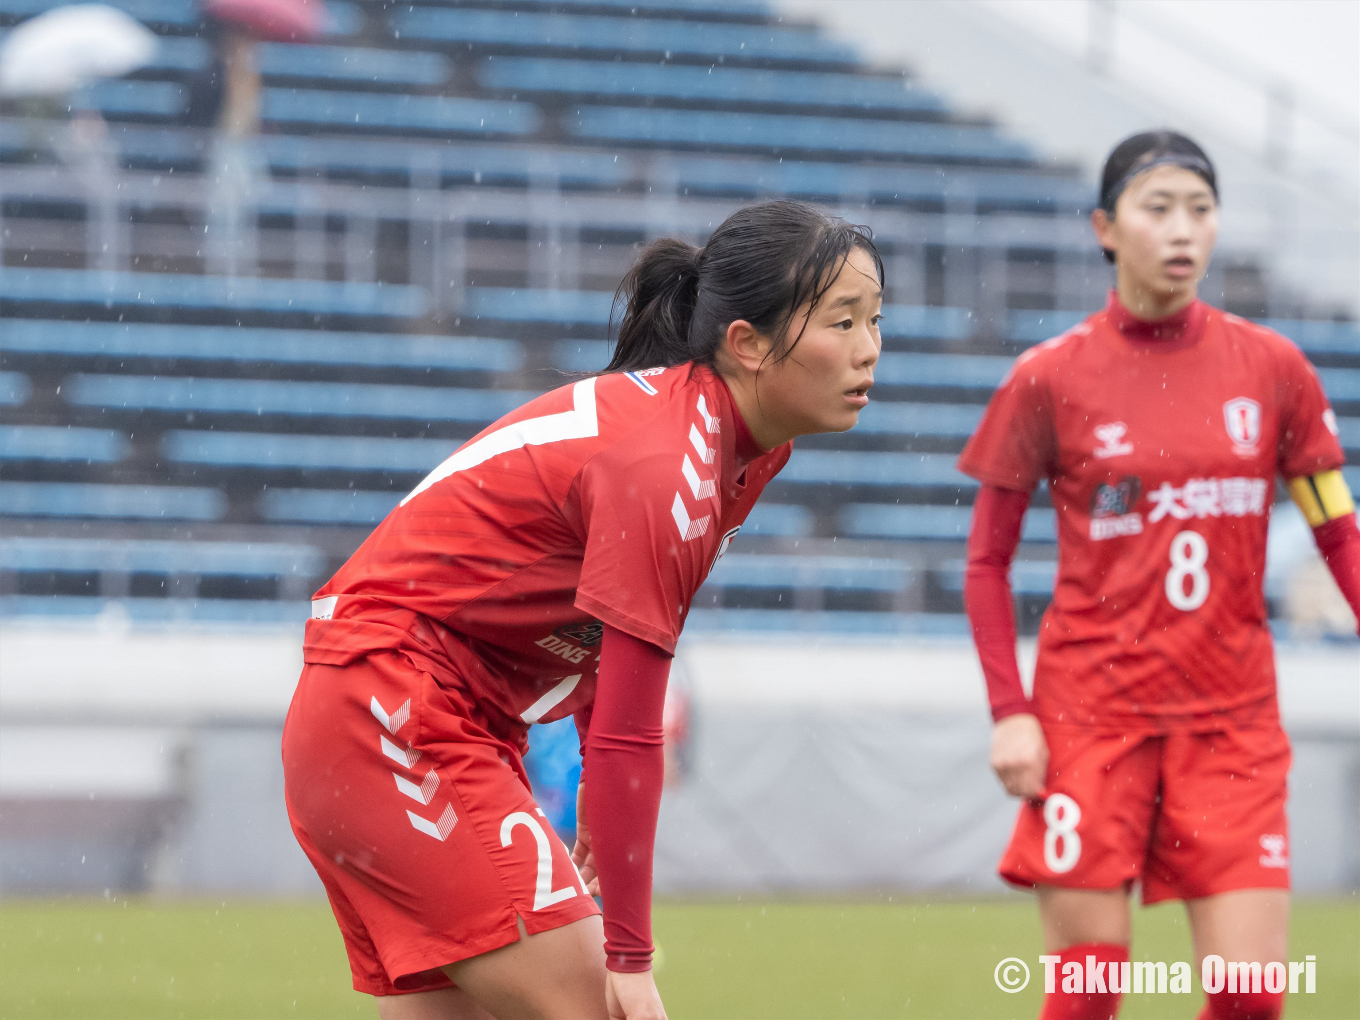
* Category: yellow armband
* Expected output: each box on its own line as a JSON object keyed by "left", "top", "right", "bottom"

{"left": 1288, "top": 470, "right": 1355, "bottom": 527}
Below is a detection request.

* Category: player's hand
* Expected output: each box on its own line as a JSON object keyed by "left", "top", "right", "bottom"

{"left": 606, "top": 968, "right": 668, "bottom": 1020}
{"left": 570, "top": 780, "right": 600, "bottom": 895}
{"left": 991, "top": 713, "right": 1048, "bottom": 800}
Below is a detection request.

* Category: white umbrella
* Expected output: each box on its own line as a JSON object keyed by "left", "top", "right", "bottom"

{"left": 0, "top": 3, "right": 159, "bottom": 98}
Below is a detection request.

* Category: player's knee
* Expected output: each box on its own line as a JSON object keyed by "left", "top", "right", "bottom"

{"left": 1038, "top": 942, "right": 1129, "bottom": 1020}
{"left": 1202, "top": 989, "right": 1284, "bottom": 1020}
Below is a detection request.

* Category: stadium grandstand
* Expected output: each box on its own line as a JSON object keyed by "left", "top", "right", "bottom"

{"left": 2, "top": 0, "right": 1357, "bottom": 640}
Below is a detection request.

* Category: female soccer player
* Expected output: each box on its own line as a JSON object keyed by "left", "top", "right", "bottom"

{"left": 282, "top": 200, "right": 883, "bottom": 1020}
{"left": 960, "top": 132, "right": 1360, "bottom": 1020}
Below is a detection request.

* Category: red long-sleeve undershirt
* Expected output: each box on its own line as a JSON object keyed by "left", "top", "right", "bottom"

{"left": 580, "top": 624, "right": 670, "bottom": 973}
{"left": 964, "top": 484, "right": 1033, "bottom": 722}
{"left": 1315, "top": 512, "right": 1360, "bottom": 628}
{"left": 964, "top": 486, "right": 1360, "bottom": 722}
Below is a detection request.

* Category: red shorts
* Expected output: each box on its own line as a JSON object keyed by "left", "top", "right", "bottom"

{"left": 999, "top": 723, "right": 1292, "bottom": 904}
{"left": 281, "top": 652, "right": 599, "bottom": 996}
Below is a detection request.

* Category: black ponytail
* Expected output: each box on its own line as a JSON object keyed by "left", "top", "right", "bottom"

{"left": 606, "top": 200, "right": 882, "bottom": 373}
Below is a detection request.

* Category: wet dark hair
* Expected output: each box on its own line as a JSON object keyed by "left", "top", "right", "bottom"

{"left": 1098, "top": 130, "right": 1218, "bottom": 263}
{"left": 606, "top": 200, "right": 882, "bottom": 373}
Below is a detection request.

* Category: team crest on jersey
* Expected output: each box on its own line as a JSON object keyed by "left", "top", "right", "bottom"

{"left": 1089, "top": 476, "right": 1143, "bottom": 540}
{"left": 1223, "top": 397, "right": 1262, "bottom": 456}
{"left": 1092, "top": 422, "right": 1134, "bottom": 459}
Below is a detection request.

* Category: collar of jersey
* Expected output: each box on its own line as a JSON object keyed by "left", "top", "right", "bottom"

{"left": 1105, "top": 289, "right": 1209, "bottom": 352}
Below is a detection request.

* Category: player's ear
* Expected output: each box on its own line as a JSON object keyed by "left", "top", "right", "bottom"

{"left": 724, "top": 319, "right": 771, "bottom": 374}
{"left": 1091, "top": 207, "right": 1115, "bottom": 250}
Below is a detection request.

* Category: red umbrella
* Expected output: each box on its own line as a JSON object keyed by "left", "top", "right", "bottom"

{"left": 203, "top": 0, "right": 326, "bottom": 42}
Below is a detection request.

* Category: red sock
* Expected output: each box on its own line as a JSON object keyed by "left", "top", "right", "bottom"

{"left": 1039, "top": 942, "right": 1129, "bottom": 1020}
{"left": 1197, "top": 989, "right": 1284, "bottom": 1020}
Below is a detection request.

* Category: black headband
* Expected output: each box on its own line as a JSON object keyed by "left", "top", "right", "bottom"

{"left": 1101, "top": 153, "right": 1217, "bottom": 213}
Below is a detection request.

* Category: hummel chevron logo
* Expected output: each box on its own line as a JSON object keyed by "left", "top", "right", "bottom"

{"left": 696, "top": 395, "right": 720, "bottom": 433}
{"left": 671, "top": 492, "right": 711, "bottom": 541}
{"left": 381, "top": 733, "right": 423, "bottom": 769}
{"left": 407, "top": 803, "right": 457, "bottom": 842}
{"left": 370, "top": 696, "right": 410, "bottom": 735}
{"left": 682, "top": 455, "right": 716, "bottom": 500}
{"left": 689, "top": 424, "right": 715, "bottom": 465}
{"left": 393, "top": 769, "right": 440, "bottom": 805}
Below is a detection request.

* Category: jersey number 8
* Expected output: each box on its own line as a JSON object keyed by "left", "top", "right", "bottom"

{"left": 1165, "top": 530, "right": 1210, "bottom": 612}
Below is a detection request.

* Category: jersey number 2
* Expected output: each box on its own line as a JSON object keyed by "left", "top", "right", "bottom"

{"left": 1165, "top": 530, "right": 1210, "bottom": 611}
{"left": 500, "top": 811, "right": 584, "bottom": 911}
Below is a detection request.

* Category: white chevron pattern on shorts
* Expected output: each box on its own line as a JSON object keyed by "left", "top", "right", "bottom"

{"left": 407, "top": 803, "right": 457, "bottom": 841}
{"left": 381, "top": 733, "right": 423, "bottom": 769}
{"left": 370, "top": 696, "right": 410, "bottom": 735}
{"left": 393, "top": 769, "right": 440, "bottom": 805}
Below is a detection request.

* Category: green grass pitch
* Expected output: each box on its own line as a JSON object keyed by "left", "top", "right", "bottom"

{"left": 1, "top": 896, "right": 1355, "bottom": 1019}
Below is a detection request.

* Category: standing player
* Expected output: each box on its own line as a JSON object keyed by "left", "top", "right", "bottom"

{"left": 282, "top": 200, "right": 883, "bottom": 1020}
{"left": 959, "top": 132, "right": 1360, "bottom": 1020}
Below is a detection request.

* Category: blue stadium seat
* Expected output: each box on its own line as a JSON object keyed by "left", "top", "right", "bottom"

{"left": 1, "top": 425, "right": 129, "bottom": 463}
{"left": 1320, "top": 368, "right": 1360, "bottom": 402}
{"left": 3, "top": 320, "right": 523, "bottom": 373}
{"left": 778, "top": 450, "right": 975, "bottom": 489}
{"left": 668, "top": 156, "right": 1086, "bottom": 207}
{"left": 148, "top": 37, "right": 451, "bottom": 86}
{"left": 0, "top": 267, "right": 426, "bottom": 318}
{"left": 874, "top": 351, "right": 1010, "bottom": 390}
{"left": 0, "top": 482, "right": 226, "bottom": 521}
{"left": 0, "top": 0, "right": 195, "bottom": 25}
{"left": 853, "top": 402, "right": 982, "bottom": 438}
{"left": 0, "top": 372, "right": 31, "bottom": 406}
{"left": 1007, "top": 309, "right": 1085, "bottom": 345}
{"left": 162, "top": 430, "right": 457, "bottom": 472}
{"left": 0, "top": 0, "right": 362, "bottom": 33}
{"left": 262, "top": 134, "right": 633, "bottom": 188}
{"left": 0, "top": 536, "right": 324, "bottom": 577}
{"left": 65, "top": 374, "right": 536, "bottom": 424}
{"left": 263, "top": 88, "right": 542, "bottom": 136}
{"left": 685, "top": 607, "right": 971, "bottom": 636}
{"left": 559, "top": 0, "right": 772, "bottom": 16}
{"left": 840, "top": 503, "right": 1056, "bottom": 542}
{"left": 0, "top": 594, "right": 314, "bottom": 623}
{"left": 1337, "top": 417, "right": 1360, "bottom": 450}
{"left": 478, "top": 57, "right": 942, "bottom": 113}
{"left": 1259, "top": 319, "right": 1360, "bottom": 354}
{"left": 703, "top": 553, "right": 912, "bottom": 593}
{"left": 391, "top": 6, "right": 856, "bottom": 65}
{"left": 259, "top": 487, "right": 401, "bottom": 525}
{"left": 937, "top": 559, "right": 1055, "bottom": 596}
{"left": 567, "top": 105, "right": 1032, "bottom": 162}
{"left": 468, "top": 288, "right": 616, "bottom": 326}
{"left": 740, "top": 503, "right": 815, "bottom": 538}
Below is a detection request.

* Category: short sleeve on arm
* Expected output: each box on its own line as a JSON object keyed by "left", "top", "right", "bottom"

{"left": 1277, "top": 342, "right": 1345, "bottom": 479}
{"left": 957, "top": 351, "right": 1056, "bottom": 492}
{"left": 573, "top": 447, "right": 699, "bottom": 655}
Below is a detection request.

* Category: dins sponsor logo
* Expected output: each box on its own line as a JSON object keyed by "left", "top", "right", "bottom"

{"left": 535, "top": 621, "right": 603, "bottom": 665}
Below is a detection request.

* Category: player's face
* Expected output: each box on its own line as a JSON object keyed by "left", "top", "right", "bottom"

{"left": 1096, "top": 165, "right": 1218, "bottom": 302}
{"left": 764, "top": 246, "right": 883, "bottom": 437}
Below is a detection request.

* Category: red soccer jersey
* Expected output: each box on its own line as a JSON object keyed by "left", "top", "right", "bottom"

{"left": 305, "top": 364, "right": 789, "bottom": 736}
{"left": 958, "top": 295, "right": 1344, "bottom": 729}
